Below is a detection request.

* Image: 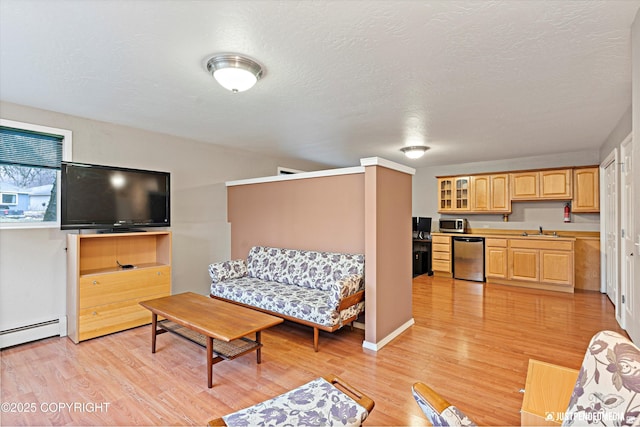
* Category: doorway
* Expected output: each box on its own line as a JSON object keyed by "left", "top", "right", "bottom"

{"left": 601, "top": 149, "right": 620, "bottom": 323}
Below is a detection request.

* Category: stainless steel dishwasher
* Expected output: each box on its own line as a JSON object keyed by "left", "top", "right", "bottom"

{"left": 453, "top": 236, "right": 485, "bottom": 282}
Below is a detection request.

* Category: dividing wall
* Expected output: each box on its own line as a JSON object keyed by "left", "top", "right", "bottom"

{"left": 226, "top": 158, "right": 415, "bottom": 350}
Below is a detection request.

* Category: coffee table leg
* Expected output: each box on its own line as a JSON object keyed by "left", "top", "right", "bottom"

{"left": 207, "top": 336, "right": 213, "bottom": 388}
{"left": 151, "top": 313, "right": 157, "bottom": 353}
{"left": 256, "top": 331, "right": 262, "bottom": 364}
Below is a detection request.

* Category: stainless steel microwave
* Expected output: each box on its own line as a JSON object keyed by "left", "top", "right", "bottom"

{"left": 439, "top": 218, "right": 467, "bottom": 233}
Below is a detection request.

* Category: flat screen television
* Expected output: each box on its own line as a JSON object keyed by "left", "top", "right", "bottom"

{"left": 61, "top": 161, "right": 170, "bottom": 231}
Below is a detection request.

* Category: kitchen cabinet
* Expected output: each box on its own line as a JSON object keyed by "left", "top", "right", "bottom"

{"left": 485, "top": 238, "right": 508, "bottom": 279}
{"left": 506, "top": 238, "right": 574, "bottom": 291}
{"left": 470, "top": 175, "right": 489, "bottom": 211}
{"left": 438, "top": 177, "right": 469, "bottom": 212}
{"left": 431, "top": 234, "right": 452, "bottom": 277}
{"left": 511, "top": 169, "right": 572, "bottom": 200}
{"left": 540, "top": 169, "right": 572, "bottom": 199}
{"left": 490, "top": 174, "right": 510, "bottom": 211}
{"left": 572, "top": 167, "right": 599, "bottom": 212}
{"left": 510, "top": 171, "right": 539, "bottom": 200}
{"left": 470, "top": 174, "right": 510, "bottom": 213}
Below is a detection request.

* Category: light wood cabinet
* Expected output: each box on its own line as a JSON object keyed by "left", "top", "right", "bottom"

{"left": 431, "top": 234, "right": 452, "bottom": 276}
{"left": 439, "top": 167, "right": 595, "bottom": 216}
{"left": 470, "top": 174, "right": 510, "bottom": 212}
{"left": 573, "top": 167, "right": 599, "bottom": 212}
{"left": 509, "top": 248, "right": 540, "bottom": 282}
{"left": 511, "top": 169, "right": 572, "bottom": 200}
{"left": 485, "top": 238, "right": 508, "bottom": 279}
{"left": 438, "top": 178, "right": 453, "bottom": 211}
{"left": 521, "top": 359, "right": 579, "bottom": 426}
{"left": 438, "top": 177, "right": 469, "bottom": 212}
{"left": 470, "top": 175, "right": 489, "bottom": 211}
{"left": 504, "top": 238, "right": 574, "bottom": 291}
{"left": 67, "top": 231, "right": 172, "bottom": 343}
{"left": 490, "top": 174, "right": 510, "bottom": 211}
{"left": 540, "top": 169, "right": 572, "bottom": 199}
{"left": 510, "top": 171, "right": 539, "bottom": 200}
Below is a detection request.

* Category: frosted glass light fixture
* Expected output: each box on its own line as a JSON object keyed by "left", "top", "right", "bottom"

{"left": 400, "top": 145, "right": 430, "bottom": 159}
{"left": 206, "top": 54, "right": 263, "bottom": 93}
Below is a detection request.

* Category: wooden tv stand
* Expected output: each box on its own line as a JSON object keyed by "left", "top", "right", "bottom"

{"left": 66, "top": 231, "right": 172, "bottom": 343}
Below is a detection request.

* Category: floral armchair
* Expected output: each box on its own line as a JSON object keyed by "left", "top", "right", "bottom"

{"left": 411, "top": 330, "right": 639, "bottom": 426}
{"left": 562, "top": 330, "right": 640, "bottom": 426}
{"left": 208, "top": 375, "right": 374, "bottom": 427}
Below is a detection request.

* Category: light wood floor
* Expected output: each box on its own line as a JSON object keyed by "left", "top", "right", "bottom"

{"left": 1, "top": 276, "right": 626, "bottom": 426}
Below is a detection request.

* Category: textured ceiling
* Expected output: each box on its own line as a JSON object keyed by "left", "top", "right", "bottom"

{"left": 1, "top": 0, "right": 639, "bottom": 168}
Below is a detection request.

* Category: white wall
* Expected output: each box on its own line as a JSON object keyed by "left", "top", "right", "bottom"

{"left": 0, "top": 101, "right": 328, "bottom": 339}
{"left": 412, "top": 150, "right": 601, "bottom": 232}
{"left": 600, "top": 106, "right": 632, "bottom": 161}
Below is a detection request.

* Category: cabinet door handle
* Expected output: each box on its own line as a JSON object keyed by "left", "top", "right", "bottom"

{"left": 92, "top": 280, "right": 98, "bottom": 285}
{"left": 92, "top": 311, "right": 97, "bottom": 316}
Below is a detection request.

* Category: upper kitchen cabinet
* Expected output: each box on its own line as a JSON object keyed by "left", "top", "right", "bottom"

{"left": 470, "top": 174, "right": 510, "bottom": 213}
{"left": 510, "top": 171, "right": 539, "bottom": 200}
{"left": 510, "top": 169, "right": 572, "bottom": 200}
{"left": 572, "top": 167, "right": 599, "bottom": 213}
{"left": 438, "top": 177, "right": 470, "bottom": 212}
{"left": 540, "top": 169, "right": 572, "bottom": 199}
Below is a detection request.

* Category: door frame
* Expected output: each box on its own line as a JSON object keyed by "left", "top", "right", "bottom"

{"left": 600, "top": 147, "right": 620, "bottom": 321}
{"left": 621, "top": 134, "right": 634, "bottom": 332}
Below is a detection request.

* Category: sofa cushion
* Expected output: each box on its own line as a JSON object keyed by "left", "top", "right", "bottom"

{"left": 208, "top": 259, "right": 247, "bottom": 283}
{"left": 210, "top": 277, "right": 363, "bottom": 328}
{"left": 247, "top": 246, "right": 364, "bottom": 292}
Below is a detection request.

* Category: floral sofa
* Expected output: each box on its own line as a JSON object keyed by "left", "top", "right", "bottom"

{"left": 209, "top": 246, "right": 365, "bottom": 351}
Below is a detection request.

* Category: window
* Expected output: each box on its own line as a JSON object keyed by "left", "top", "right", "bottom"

{"left": 1, "top": 193, "right": 17, "bottom": 205}
{"left": 0, "top": 119, "right": 72, "bottom": 229}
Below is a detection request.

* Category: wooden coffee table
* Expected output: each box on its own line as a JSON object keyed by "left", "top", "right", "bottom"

{"left": 139, "top": 292, "right": 283, "bottom": 388}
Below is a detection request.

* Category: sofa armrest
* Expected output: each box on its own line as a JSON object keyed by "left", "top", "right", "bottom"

{"left": 329, "top": 274, "right": 364, "bottom": 308}
{"left": 208, "top": 259, "right": 247, "bottom": 283}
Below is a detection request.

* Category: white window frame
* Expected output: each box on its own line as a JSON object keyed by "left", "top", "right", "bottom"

{"left": 1, "top": 193, "right": 18, "bottom": 205}
{"left": 0, "top": 118, "right": 72, "bottom": 230}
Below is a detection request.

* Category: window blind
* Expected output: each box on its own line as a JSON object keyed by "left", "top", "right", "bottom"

{"left": 0, "top": 126, "right": 63, "bottom": 169}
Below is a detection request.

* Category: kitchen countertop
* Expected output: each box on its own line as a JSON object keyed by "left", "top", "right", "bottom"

{"left": 431, "top": 231, "right": 577, "bottom": 241}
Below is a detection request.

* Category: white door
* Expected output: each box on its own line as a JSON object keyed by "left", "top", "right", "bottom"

{"left": 602, "top": 152, "right": 619, "bottom": 321}
{"left": 622, "top": 137, "right": 636, "bottom": 333}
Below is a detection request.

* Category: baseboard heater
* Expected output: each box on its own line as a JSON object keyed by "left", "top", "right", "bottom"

{"left": 0, "top": 317, "right": 67, "bottom": 349}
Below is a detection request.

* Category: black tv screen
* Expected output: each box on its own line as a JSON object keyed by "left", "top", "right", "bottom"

{"left": 61, "top": 162, "right": 170, "bottom": 231}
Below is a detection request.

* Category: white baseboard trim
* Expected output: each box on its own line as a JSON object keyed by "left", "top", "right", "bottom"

{"left": 0, "top": 316, "right": 67, "bottom": 349}
{"left": 362, "top": 317, "right": 415, "bottom": 351}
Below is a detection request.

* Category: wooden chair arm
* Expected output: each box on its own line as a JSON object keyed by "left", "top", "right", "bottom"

{"left": 412, "top": 382, "right": 452, "bottom": 414}
{"left": 207, "top": 417, "right": 226, "bottom": 426}
{"left": 322, "top": 374, "right": 375, "bottom": 413}
{"left": 337, "top": 289, "right": 365, "bottom": 311}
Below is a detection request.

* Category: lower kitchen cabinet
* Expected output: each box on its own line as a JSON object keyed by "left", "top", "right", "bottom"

{"left": 485, "top": 238, "right": 508, "bottom": 279}
{"left": 485, "top": 236, "right": 575, "bottom": 292}
{"left": 431, "top": 234, "right": 452, "bottom": 277}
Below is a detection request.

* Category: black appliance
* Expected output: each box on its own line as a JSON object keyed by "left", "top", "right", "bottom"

{"left": 61, "top": 161, "right": 170, "bottom": 231}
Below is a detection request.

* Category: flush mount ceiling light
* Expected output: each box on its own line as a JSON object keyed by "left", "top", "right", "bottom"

{"left": 206, "top": 54, "right": 263, "bottom": 93}
{"left": 400, "top": 145, "right": 430, "bottom": 159}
